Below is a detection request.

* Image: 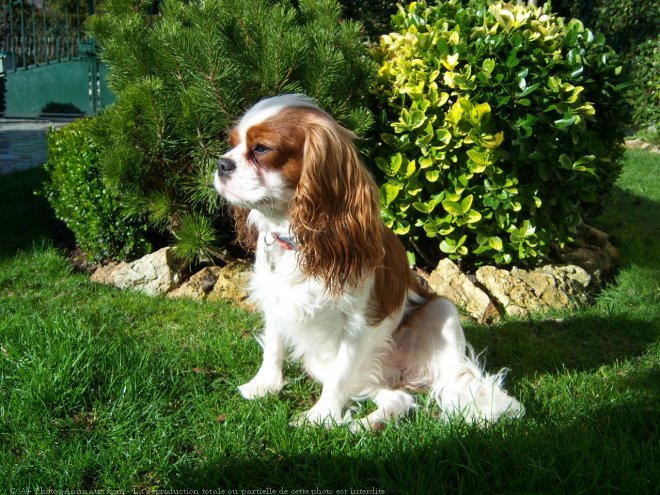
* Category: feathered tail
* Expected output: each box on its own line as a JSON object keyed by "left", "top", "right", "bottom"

{"left": 405, "top": 296, "right": 523, "bottom": 423}
{"left": 431, "top": 345, "right": 523, "bottom": 423}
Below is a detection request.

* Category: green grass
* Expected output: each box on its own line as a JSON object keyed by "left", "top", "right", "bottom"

{"left": 1, "top": 150, "right": 659, "bottom": 494}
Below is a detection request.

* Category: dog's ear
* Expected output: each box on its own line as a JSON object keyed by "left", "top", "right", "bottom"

{"left": 231, "top": 206, "right": 258, "bottom": 253}
{"left": 290, "top": 116, "right": 384, "bottom": 295}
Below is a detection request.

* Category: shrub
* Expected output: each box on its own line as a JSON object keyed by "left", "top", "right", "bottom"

{"left": 549, "top": 0, "right": 658, "bottom": 55}
{"left": 86, "top": 0, "right": 376, "bottom": 265}
{"left": 628, "top": 37, "right": 660, "bottom": 139}
{"left": 373, "top": 0, "right": 627, "bottom": 266}
{"left": 551, "top": 0, "right": 659, "bottom": 135}
{"left": 338, "top": 0, "right": 398, "bottom": 38}
{"left": 42, "top": 118, "right": 152, "bottom": 262}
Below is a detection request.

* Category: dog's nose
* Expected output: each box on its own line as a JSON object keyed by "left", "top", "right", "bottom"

{"left": 218, "top": 157, "right": 237, "bottom": 175}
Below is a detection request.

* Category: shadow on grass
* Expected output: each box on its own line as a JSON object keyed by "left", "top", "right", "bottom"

{"left": 162, "top": 310, "right": 660, "bottom": 492}
{"left": 168, "top": 305, "right": 660, "bottom": 492}
{"left": 170, "top": 366, "right": 659, "bottom": 492}
{"left": 0, "top": 167, "right": 72, "bottom": 260}
{"left": 0, "top": 168, "right": 51, "bottom": 257}
{"left": 593, "top": 185, "right": 660, "bottom": 269}
{"left": 464, "top": 312, "right": 659, "bottom": 383}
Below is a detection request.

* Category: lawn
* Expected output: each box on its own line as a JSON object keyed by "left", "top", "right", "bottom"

{"left": 1, "top": 150, "right": 659, "bottom": 494}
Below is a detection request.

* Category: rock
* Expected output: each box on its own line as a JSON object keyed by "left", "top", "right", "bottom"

{"left": 91, "top": 247, "right": 185, "bottom": 296}
{"left": 207, "top": 261, "right": 255, "bottom": 311}
{"left": 558, "top": 224, "right": 619, "bottom": 288}
{"left": 625, "top": 138, "right": 660, "bottom": 153}
{"left": 427, "top": 258, "right": 501, "bottom": 323}
{"left": 476, "top": 264, "right": 591, "bottom": 317}
{"left": 167, "top": 266, "right": 224, "bottom": 301}
{"left": 539, "top": 265, "right": 591, "bottom": 304}
{"left": 90, "top": 261, "right": 124, "bottom": 285}
{"left": 90, "top": 247, "right": 255, "bottom": 311}
{"left": 476, "top": 266, "right": 533, "bottom": 317}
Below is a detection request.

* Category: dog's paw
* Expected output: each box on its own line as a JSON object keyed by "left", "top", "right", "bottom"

{"left": 238, "top": 376, "right": 284, "bottom": 400}
{"left": 289, "top": 404, "right": 343, "bottom": 429}
{"left": 348, "top": 417, "right": 387, "bottom": 434}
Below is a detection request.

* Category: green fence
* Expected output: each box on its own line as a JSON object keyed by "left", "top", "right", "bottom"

{"left": 0, "top": 0, "right": 113, "bottom": 117}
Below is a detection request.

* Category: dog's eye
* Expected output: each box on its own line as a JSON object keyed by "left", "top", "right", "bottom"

{"left": 253, "top": 144, "right": 271, "bottom": 154}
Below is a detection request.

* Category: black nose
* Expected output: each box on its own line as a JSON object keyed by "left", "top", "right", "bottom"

{"left": 218, "top": 157, "right": 237, "bottom": 175}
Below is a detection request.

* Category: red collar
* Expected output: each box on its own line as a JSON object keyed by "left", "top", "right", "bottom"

{"left": 271, "top": 232, "right": 297, "bottom": 251}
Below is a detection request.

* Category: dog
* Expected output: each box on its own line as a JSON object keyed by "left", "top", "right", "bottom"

{"left": 213, "top": 94, "right": 522, "bottom": 430}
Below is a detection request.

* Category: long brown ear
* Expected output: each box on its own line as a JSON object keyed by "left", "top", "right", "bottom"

{"left": 231, "top": 206, "right": 258, "bottom": 253}
{"left": 290, "top": 115, "right": 384, "bottom": 295}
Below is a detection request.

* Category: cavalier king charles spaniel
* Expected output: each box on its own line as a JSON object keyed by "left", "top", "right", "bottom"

{"left": 214, "top": 94, "right": 522, "bottom": 430}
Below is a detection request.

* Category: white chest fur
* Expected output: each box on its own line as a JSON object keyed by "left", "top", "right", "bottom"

{"left": 249, "top": 231, "right": 381, "bottom": 383}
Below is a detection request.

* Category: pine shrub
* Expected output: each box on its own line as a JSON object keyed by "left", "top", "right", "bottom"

{"left": 42, "top": 118, "right": 152, "bottom": 262}
{"left": 373, "top": 0, "right": 627, "bottom": 267}
{"left": 86, "top": 0, "right": 376, "bottom": 264}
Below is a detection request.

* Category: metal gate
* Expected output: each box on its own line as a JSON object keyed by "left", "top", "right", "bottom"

{"left": 0, "top": 0, "right": 112, "bottom": 118}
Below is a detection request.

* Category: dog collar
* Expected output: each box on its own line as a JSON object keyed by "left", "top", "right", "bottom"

{"left": 271, "top": 232, "right": 297, "bottom": 251}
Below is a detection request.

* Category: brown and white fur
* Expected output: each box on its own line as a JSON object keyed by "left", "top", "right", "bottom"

{"left": 213, "top": 94, "right": 522, "bottom": 430}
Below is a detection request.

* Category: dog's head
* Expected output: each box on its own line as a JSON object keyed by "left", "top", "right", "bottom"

{"left": 214, "top": 94, "right": 384, "bottom": 293}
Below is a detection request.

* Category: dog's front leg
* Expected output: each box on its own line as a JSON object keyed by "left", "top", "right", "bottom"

{"left": 238, "top": 320, "right": 286, "bottom": 399}
{"left": 292, "top": 323, "right": 364, "bottom": 428}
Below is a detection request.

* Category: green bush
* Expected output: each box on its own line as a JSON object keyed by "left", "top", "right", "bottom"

{"left": 373, "top": 0, "right": 627, "bottom": 266}
{"left": 628, "top": 37, "right": 660, "bottom": 139}
{"left": 86, "top": 0, "right": 376, "bottom": 264}
{"left": 550, "top": 0, "right": 658, "bottom": 54}
{"left": 42, "top": 118, "right": 152, "bottom": 262}
{"left": 338, "top": 0, "right": 398, "bottom": 38}
{"left": 551, "top": 0, "right": 659, "bottom": 135}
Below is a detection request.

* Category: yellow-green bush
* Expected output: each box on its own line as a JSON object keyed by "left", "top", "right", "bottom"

{"left": 373, "top": 0, "right": 627, "bottom": 266}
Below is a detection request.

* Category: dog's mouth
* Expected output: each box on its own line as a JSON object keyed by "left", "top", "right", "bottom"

{"left": 213, "top": 171, "right": 268, "bottom": 210}
{"left": 213, "top": 170, "right": 242, "bottom": 203}
{"left": 213, "top": 164, "right": 296, "bottom": 217}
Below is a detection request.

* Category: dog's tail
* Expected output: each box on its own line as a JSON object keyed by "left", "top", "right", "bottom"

{"left": 411, "top": 297, "right": 523, "bottom": 423}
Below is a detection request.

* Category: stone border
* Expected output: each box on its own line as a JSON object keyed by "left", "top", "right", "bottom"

{"left": 625, "top": 138, "right": 660, "bottom": 154}
{"left": 91, "top": 247, "right": 255, "bottom": 312}
{"left": 426, "top": 259, "right": 591, "bottom": 323}
{"left": 89, "top": 224, "right": 618, "bottom": 324}
{"left": 424, "top": 224, "right": 617, "bottom": 322}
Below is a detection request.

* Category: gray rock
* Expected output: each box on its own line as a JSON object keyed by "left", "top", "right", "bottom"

{"left": 476, "top": 264, "right": 591, "bottom": 317}
{"left": 427, "top": 258, "right": 501, "bottom": 323}
{"left": 558, "top": 224, "right": 619, "bottom": 288}
{"left": 167, "top": 266, "right": 224, "bottom": 301}
{"left": 91, "top": 247, "right": 185, "bottom": 296}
